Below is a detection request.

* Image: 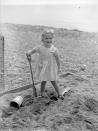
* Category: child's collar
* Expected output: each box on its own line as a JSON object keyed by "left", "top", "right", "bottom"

{"left": 43, "top": 43, "right": 53, "bottom": 48}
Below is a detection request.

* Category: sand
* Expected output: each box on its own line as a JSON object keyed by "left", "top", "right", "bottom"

{"left": 0, "top": 23, "right": 98, "bottom": 131}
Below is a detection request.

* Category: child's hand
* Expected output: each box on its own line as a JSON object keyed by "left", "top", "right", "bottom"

{"left": 57, "top": 69, "right": 61, "bottom": 75}
{"left": 26, "top": 53, "right": 31, "bottom": 62}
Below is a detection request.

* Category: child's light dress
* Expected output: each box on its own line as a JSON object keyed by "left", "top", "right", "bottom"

{"left": 34, "top": 44, "right": 58, "bottom": 82}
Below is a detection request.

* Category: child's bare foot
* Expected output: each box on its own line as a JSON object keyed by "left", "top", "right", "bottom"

{"left": 37, "top": 96, "right": 43, "bottom": 98}
{"left": 38, "top": 93, "right": 44, "bottom": 98}
{"left": 58, "top": 95, "right": 64, "bottom": 100}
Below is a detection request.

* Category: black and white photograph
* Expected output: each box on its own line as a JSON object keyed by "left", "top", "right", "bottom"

{"left": 0, "top": 0, "right": 98, "bottom": 130}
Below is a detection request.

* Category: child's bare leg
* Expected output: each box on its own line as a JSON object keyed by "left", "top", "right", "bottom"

{"left": 39, "top": 81, "right": 46, "bottom": 96}
{"left": 51, "top": 81, "right": 64, "bottom": 99}
{"left": 51, "top": 81, "right": 61, "bottom": 97}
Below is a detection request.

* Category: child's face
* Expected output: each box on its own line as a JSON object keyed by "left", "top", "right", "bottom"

{"left": 42, "top": 33, "right": 53, "bottom": 46}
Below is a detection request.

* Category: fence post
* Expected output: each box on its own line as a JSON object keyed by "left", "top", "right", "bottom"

{"left": 0, "top": 35, "right": 4, "bottom": 91}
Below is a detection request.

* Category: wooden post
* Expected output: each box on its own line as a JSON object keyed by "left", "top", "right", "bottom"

{"left": 0, "top": 35, "right": 4, "bottom": 91}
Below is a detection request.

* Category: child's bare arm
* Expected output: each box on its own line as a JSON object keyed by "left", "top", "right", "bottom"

{"left": 26, "top": 46, "right": 40, "bottom": 62}
{"left": 26, "top": 47, "right": 39, "bottom": 56}
{"left": 53, "top": 50, "right": 60, "bottom": 72}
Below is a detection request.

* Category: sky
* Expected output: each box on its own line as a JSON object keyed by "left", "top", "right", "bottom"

{"left": 1, "top": 0, "right": 98, "bottom": 32}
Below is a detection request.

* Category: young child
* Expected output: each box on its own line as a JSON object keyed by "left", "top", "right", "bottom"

{"left": 26, "top": 29, "right": 64, "bottom": 99}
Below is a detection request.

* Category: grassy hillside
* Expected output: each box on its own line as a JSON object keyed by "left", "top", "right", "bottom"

{"left": 1, "top": 23, "right": 98, "bottom": 90}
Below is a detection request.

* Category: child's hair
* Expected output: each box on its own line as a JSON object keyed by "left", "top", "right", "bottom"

{"left": 41, "top": 29, "right": 54, "bottom": 39}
